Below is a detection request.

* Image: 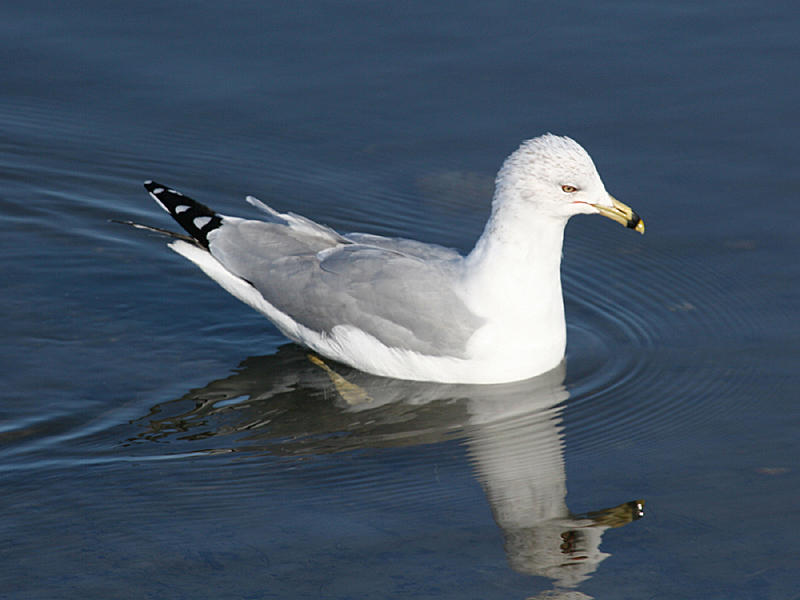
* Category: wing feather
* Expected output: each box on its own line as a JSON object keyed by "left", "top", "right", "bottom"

{"left": 208, "top": 219, "right": 482, "bottom": 356}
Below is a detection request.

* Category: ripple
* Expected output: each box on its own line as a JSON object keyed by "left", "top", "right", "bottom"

{"left": 560, "top": 225, "right": 760, "bottom": 457}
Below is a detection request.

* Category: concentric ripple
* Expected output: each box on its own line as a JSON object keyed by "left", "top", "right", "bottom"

{"left": 559, "top": 224, "right": 762, "bottom": 458}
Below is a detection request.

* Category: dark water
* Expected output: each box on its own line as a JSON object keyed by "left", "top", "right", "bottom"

{"left": 2, "top": 1, "right": 798, "bottom": 598}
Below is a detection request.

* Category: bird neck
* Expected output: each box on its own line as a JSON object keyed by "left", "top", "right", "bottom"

{"left": 460, "top": 194, "right": 568, "bottom": 369}
{"left": 464, "top": 197, "right": 567, "bottom": 300}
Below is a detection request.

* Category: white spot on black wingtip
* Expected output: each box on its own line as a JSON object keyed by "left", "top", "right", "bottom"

{"left": 175, "top": 205, "right": 191, "bottom": 214}
{"left": 194, "top": 216, "right": 212, "bottom": 229}
{"left": 144, "top": 179, "right": 153, "bottom": 185}
{"left": 153, "top": 187, "right": 165, "bottom": 194}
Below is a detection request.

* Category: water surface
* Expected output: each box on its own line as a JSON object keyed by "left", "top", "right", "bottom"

{"left": 1, "top": 2, "right": 797, "bottom": 598}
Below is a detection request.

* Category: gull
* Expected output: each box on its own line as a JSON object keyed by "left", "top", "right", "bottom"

{"left": 136, "top": 134, "right": 643, "bottom": 384}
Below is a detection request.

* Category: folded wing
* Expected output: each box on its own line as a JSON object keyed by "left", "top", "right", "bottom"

{"left": 208, "top": 219, "right": 482, "bottom": 357}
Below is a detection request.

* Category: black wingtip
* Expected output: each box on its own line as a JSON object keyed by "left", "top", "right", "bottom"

{"left": 144, "top": 181, "right": 222, "bottom": 248}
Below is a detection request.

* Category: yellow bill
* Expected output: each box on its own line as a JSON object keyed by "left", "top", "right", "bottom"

{"left": 593, "top": 195, "right": 645, "bottom": 234}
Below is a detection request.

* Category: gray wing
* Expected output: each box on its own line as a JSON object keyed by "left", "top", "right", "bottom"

{"left": 208, "top": 219, "right": 483, "bottom": 357}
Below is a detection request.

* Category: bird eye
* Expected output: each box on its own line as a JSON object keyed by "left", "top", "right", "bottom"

{"left": 561, "top": 185, "right": 578, "bottom": 193}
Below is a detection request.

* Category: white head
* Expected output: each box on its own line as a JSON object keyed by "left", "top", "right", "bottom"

{"left": 493, "top": 134, "right": 643, "bottom": 232}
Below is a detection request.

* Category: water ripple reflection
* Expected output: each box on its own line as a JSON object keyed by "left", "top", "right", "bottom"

{"left": 126, "top": 347, "right": 644, "bottom": 593}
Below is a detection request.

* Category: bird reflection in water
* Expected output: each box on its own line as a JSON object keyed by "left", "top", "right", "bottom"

{"left": 132, "top": 345, "right": 644, "bottom": 596}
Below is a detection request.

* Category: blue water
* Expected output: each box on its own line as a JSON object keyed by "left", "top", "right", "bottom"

{"left": 2, "top": 2, "right": 798, "bottom": 598}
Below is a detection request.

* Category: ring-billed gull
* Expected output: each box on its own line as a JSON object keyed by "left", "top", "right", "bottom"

{"left": 137, "top": 134, "right": 643, "bottom": 384}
